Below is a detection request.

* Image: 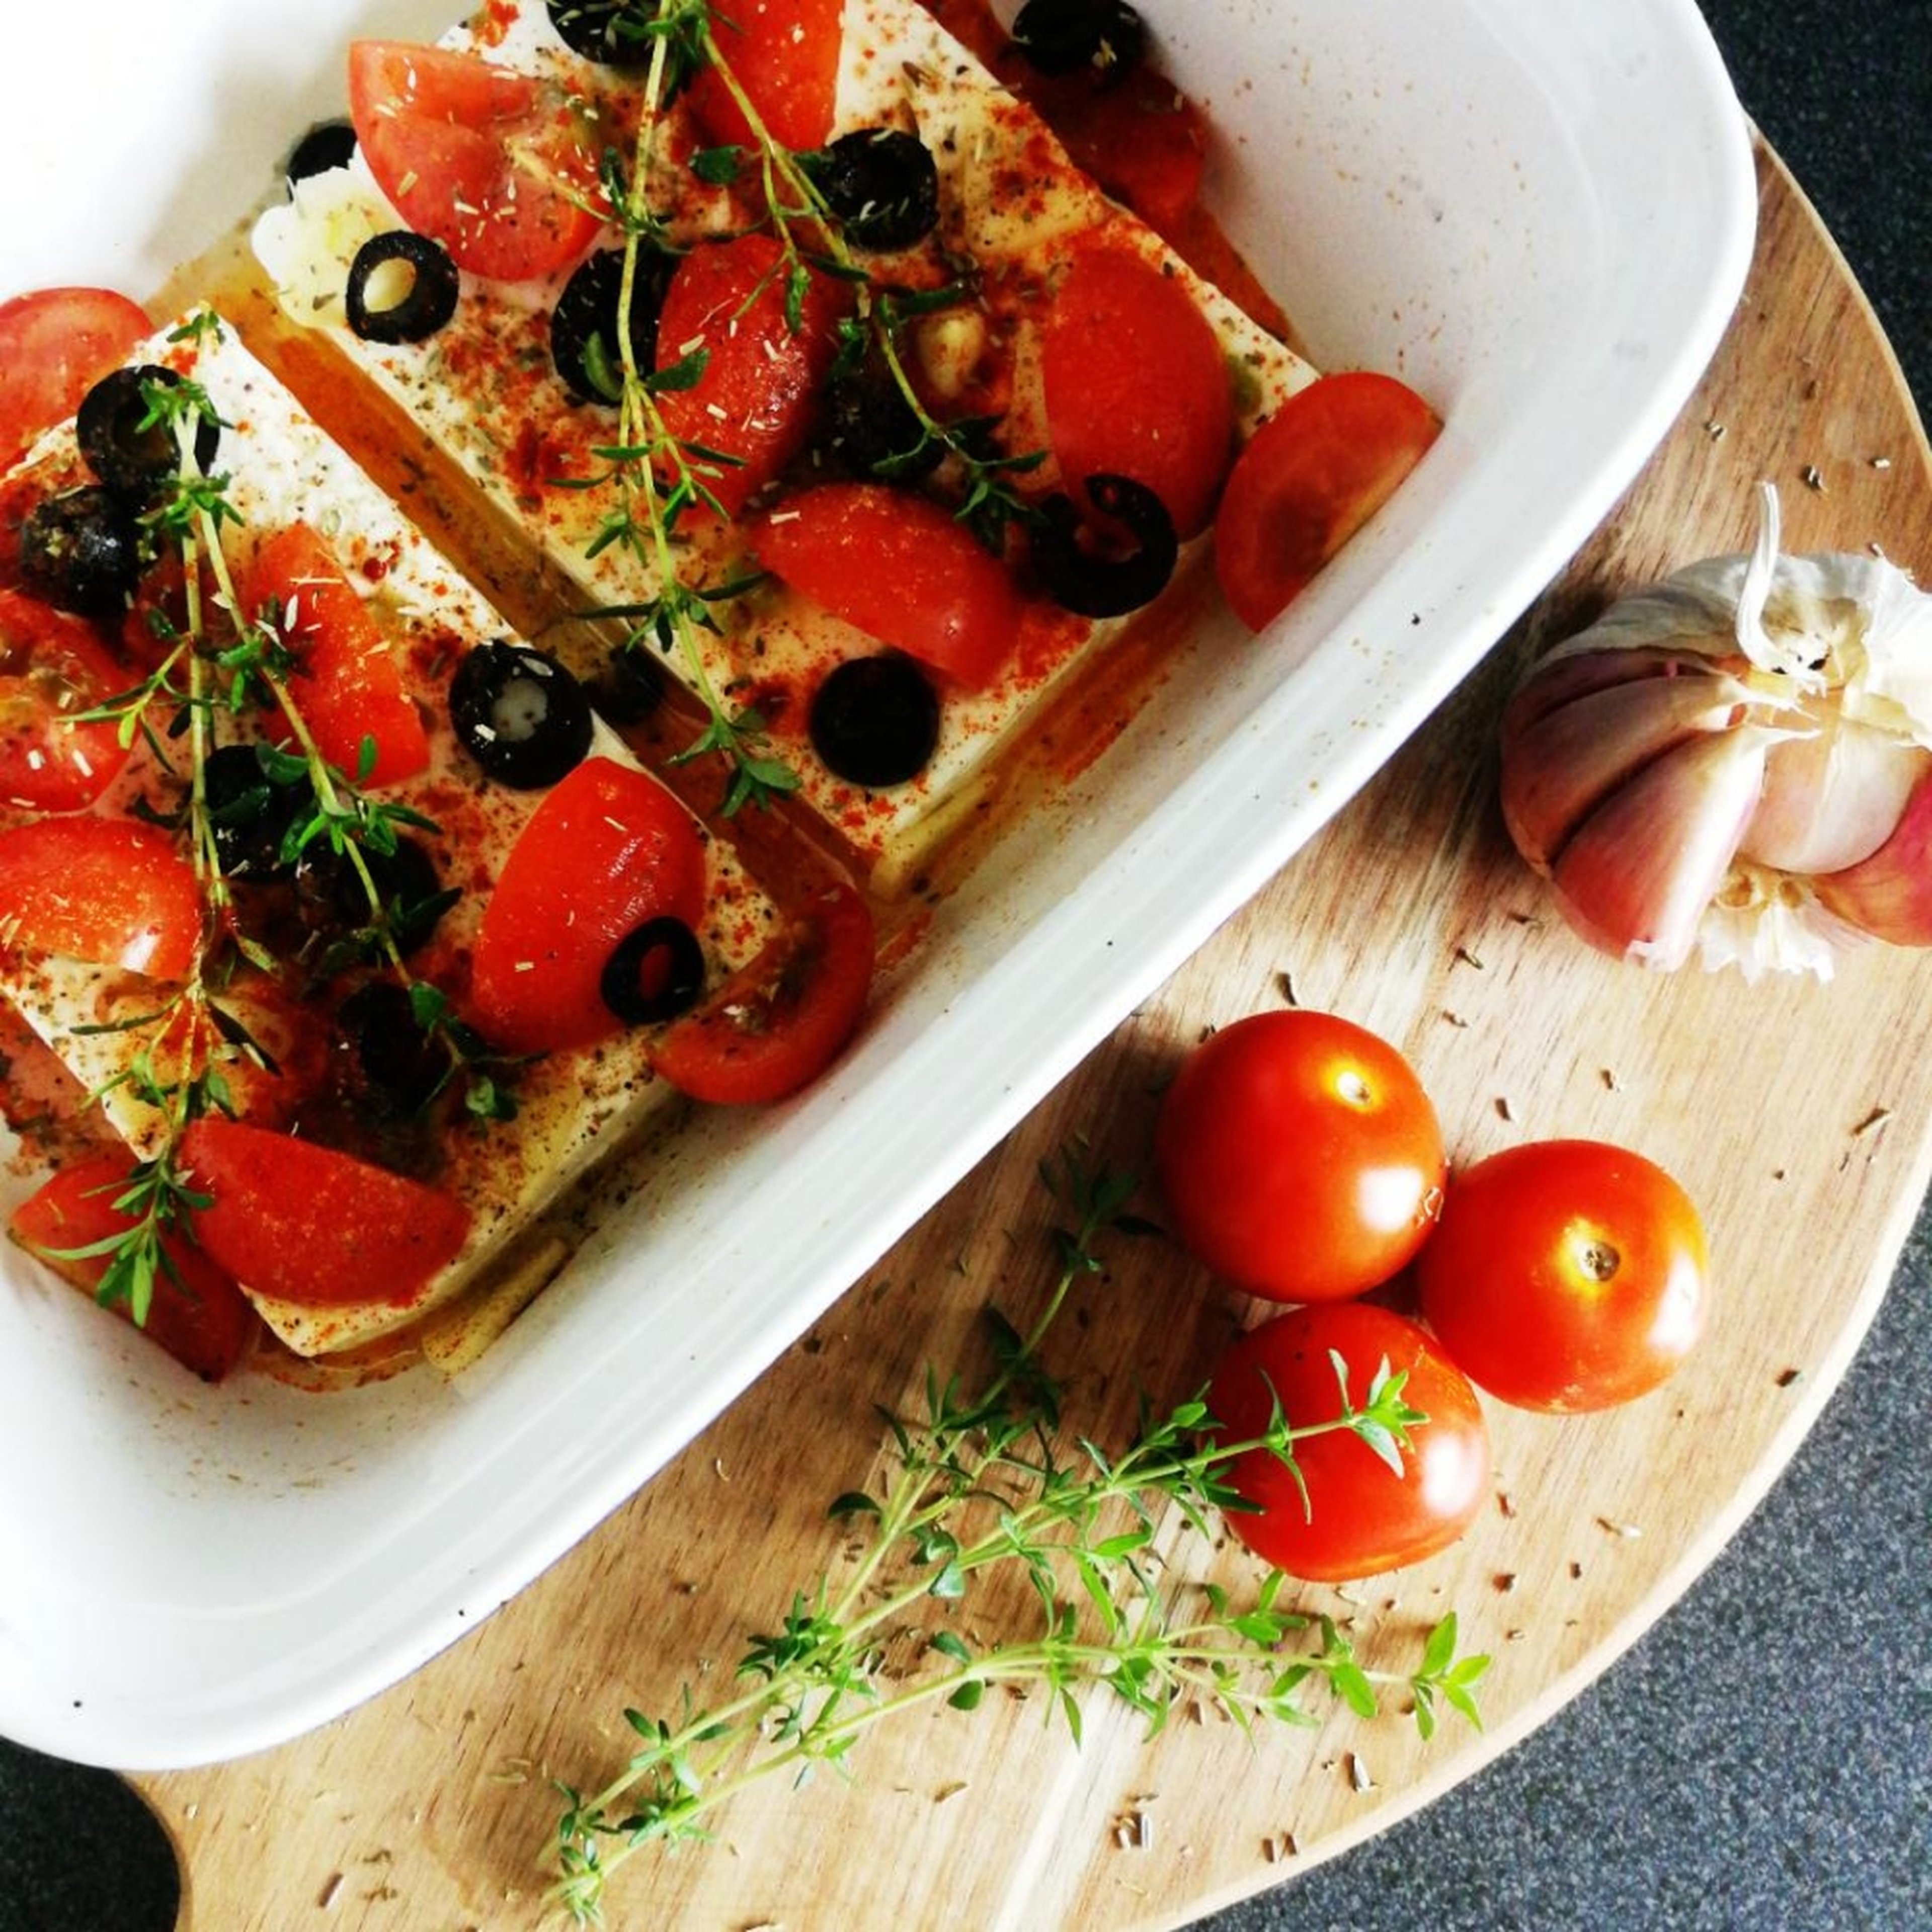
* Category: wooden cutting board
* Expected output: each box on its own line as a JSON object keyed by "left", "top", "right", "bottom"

{"left": 138, "top": 139, "right": 1932, "bottom": 1932}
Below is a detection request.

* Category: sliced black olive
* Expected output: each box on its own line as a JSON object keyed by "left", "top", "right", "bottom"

{"left": 1010, "top": 0, "right": 1148, "bottom": 81}
{"left": 1030, "top": 473, "right": 1177, "bottom": 619}
{"left": 449, "top": 641, "right": 594, "bottom": 788}
{"left": 600, "top": 916, "right": 707, "bottom": 1027}
{"left": 337, "top": 980, "right": 448, "bottom": 1116}
{"left": 809, "top": 652, "right": 941, "bottom": 789}
{"left": 18, "top": 486, "right": 145, "bottom": 615}
{"left": 808, "top": 130, "right": 941, "bottom": 253}
{"left": 820, "top": 351, "right": 942, "bottom": 481}
{"left": 295, "top": 834, "right": 450, "bottom": 958}
{"left": 286, "top": 118, "right": 357, "bottom": 187}
{"left": 346, "top": 232, "right": 461, "bottom": 346}
{"left": 546, "top": 0, "right": 656, "bottom": 66}
{"left": 586, "top": 645, "right": 667, "bottom": 727}
{"left": 76, "top": 366, "right": 222, "bottom": 500}
{"left": 550, "top": 247, "right": 675, "bottom": 404}
{"left": 203, "top": 743, "right": 303, "bottom": 878}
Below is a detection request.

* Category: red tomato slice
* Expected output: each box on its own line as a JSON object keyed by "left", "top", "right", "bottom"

{"left": 1209, "top": 1302, "right": 1490, "bottom": 1583}
{"left": 654, "top": 233, "right": 848, "bottom": 517}
{"left": 347, "top": 41, "right": 603, "bottom": 282}
{"left": 1214, "top": 372, "right": 1441, "bottom": 632}
{"left": 1037, "top": 65, "right": 1208, "bottom": 237}
{"left": 9, "top": 1152, "right": 259, "bottom": 1381}
{"left": 0, "top": 588, "right": 135, "bottom": 811}
{"left": 237, "top": 524, "right": 430, "bottom": 786}
{"left": 0, "top": 817, "right": 202, "bottom": 980}
{"left": 653, "top": 880, "right": 873, "bottom": 1104}
{"left": 757, "top": 483, "right": 1024, "bottom": 688}
{"left": 1039, "top": 245, "right": 1233, "bottom": 541}
{"left": 0, "top": 287, "right": 152, "bottom": 473}
{"left": 469, "top": 756, "right": 710, "bottom": 1055}
{"left": 179, "top": 1118, "right": 472, "bottom": 1308}
{"left": 685, "top": 0, "right": 842, "bottom": 153}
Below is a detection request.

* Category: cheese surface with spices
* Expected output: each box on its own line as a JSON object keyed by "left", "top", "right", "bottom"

{"left": 252, "top": 0, "right": 1319, "bottom": 895}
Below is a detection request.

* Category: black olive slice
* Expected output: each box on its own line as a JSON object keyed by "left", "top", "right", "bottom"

{"left": 1010, "top": 0, "right": 1148, "bottom": 81}
{"left": 600, "top": 916, "right": 707, "bottom": 1027}
{"left": 820, "top": 351, "right": 942, "bottom": 481}
{"left": 18, "top": 486, "right": 145, "bottom": 615}
{"left": 546, "top": 0, "right": 656, "bottom": 66}
{"left": 337, "top": 980, "right": 448, "bottom": 1115}
{"left": 586, "top": 646, "right": 667, "bottom": 727}
{"left": 1030, "top": 473, "right": 1178, "bottom": 619}
{"left": 550, "top": 247, "right": 674, "bottom": 404}
{"left": 346, "top": 232, "right": 461, "bottom": 346}
{"left": 203, "top": 743, "right": 302, "bottom": 878}
{"left": 294, "top": 834, "right": 450, "bottom": 957}
{"left": 76, "top": 366, "right": 222, "bottom": 500}
{"left": 809, "top": 652, "right": 941, "bottom": 789}
{"left": 448, "top": 641, "right": 595, "bottom": 788}
{"left": 809, "top": 130, "right": 941, "bottom": 252}
{"left": 286, "top": 118, "right": 357, "bottom": 187}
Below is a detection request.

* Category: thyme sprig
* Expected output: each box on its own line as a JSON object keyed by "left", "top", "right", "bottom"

{"left": 547, "top": 1150, "right": 1488, "bottom": 1922}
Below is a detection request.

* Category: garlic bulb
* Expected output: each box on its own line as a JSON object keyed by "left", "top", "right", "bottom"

{"left": 1499, "top": 485, "right": 1932, "bottom": 979}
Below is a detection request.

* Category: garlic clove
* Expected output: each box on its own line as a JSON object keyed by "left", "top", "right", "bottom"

{"left": 1813, "top": 768, "right": 1932, "bottom": 944}
{"left": 1549, "top": 728, "right": 1773, "bottom": 971}
{"left": 1499, "top": 642, "right": 1727, "bottom": 744}
{"left": 1500, "top": 663, "right": 1753, "bottom": 871}
{"left": 1738, "top": 709, "right": 1932, "bottom": 874}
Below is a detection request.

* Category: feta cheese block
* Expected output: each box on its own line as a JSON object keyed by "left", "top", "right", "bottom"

{"left": 0, "top": 316, "right": 778, "bottom": 1363}
{"left": 251, "top": 0, "right": 1319, "bottom": 896}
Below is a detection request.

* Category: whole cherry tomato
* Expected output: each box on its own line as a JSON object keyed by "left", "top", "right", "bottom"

{"left": 1154, "top": 1009, "right": 1445, "bottom": 1302}
{"left": 1416, "top": 1139, "right": 1708, "bottom": 1412}
{"left": 1208, "top": 1301, "right": 1489, "bottom": 1582}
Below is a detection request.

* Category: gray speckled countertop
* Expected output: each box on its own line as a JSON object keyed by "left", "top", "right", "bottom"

{"left": 2, "top": 5, "right": 1927, "bottom": 1930}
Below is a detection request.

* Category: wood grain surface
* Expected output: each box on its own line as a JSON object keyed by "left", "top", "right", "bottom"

{"left": 139, "top": 140, "right": 1932, "bottom": 1932}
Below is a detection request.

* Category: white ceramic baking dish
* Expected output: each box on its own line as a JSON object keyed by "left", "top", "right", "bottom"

{"left": 0, "top": 0, "right": 1754, "bottom": 1767}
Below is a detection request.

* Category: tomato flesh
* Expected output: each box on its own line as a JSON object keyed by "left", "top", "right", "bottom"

{"left": 1214, "top": 372, "right": 1440, "bottom": 632}
{"left": 0, "top": 816, "right": 202, "bottom": 981}
{"left": 1155, "top": 1009, "right": 1444, "bottom": 1303}
{"left": 1416, "top": 1139, "right": 1708, "bottom": 1412}
{"left": 654, "top": 233, "right": 849, "bottom": 517}
{"left": 179, "top": 1117, "right": 472, "bottom": 1308}
{"left": 1040, "top": 245, "right": 1233, "bottom": 541}
{"left": 9, "top": 1152, "right": 259, "bottom": 1381}
{"left": 757, "top": 484, "right": 1024, "bottom": 688}
{"left": 347, "top": 41, "right": 603, "bottom": 282}
{"left": 0, "top": 588, "right": 134, "bottom": 811}
{"left": 469, "top": 756, "right": 710, "bottom": 1055}
{"left": 653, "top": 880, "right": 874, "bottom": 1104}
{"left": 0, "top": 287, "right": 153, "bottom": 473}
{"left": 237, "top": 523, "right": 430, "bottom": 786}
{"left": 1209, "top": 1302, "right": 1489, "bottom": 1582}
{"left": 685, "top": 0, "right": 843, "bottom": 153}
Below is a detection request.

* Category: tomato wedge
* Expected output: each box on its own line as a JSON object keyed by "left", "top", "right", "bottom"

{"left": 1040, "top": 246, "right": 1233, "bottom": 541}
{"left": 0, "top": 287, "right": 152, "bottom": 473}
{"left": 0, "top": 817, "right": 202, "bottom": 980}
{"left": 654, "top": 233, "right": 849, "bottom": 517}
{"left": 10, "top": 1152, "right": 259, "bottom": 1381}
{"left": 1214, "top": 372, "right": 1441, "bottom": 631}
{"left": 685, "top": 0, "right": 842, "bottom": 153}
{"left": 179, "top": 1118, "right": 472, "bottom": 1307}
{"left": 757, "top": 483, "right": 1024, "bottom": 688}
{"left": 653, "top": 880, "right": 873, "bottom": 1104}
{"left": 347, "top": 41, "right": 603, "bottom": 282}
{"left": 0, "top": 588, "right": 134, "bottom": 811}
{"left": 469, "top": 756, "right": 710, "bottom": 1055}
{"left": 237, "top": 523, "right": 430, "bottom": 786}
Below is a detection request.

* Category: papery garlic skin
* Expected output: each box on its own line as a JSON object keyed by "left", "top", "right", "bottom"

{"left": 1499, "top": 485, "right": 1932, "bottom": 979}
